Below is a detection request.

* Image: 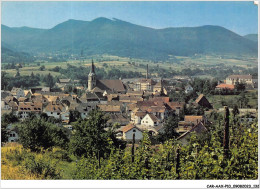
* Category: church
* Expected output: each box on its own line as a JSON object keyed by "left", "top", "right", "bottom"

{"left": 88, "top": 60, "right": 126, "bottom": 94}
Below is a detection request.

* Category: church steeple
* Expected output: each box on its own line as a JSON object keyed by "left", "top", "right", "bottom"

{"left": 88, "top": 59, "right": 96, "bottom": 91}
{"left": 91, "top": 59, "right": 95, "bottom": 73}
{"left": 146, "top": 64, "right": 149, "bottom": 79}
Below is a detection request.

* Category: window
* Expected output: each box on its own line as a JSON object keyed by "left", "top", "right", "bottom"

{"left": 51, "top": 112, "right": 53, "bottom": 114}
{"left": 133, "top": 129, "right": 136, "bottom": 132}
{"left": 57, "top": 113, "right": 60, "bottom": 115}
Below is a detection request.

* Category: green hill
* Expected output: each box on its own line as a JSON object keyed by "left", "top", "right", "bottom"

{"left": 244, "top": 34, "right": 258, "bottom": 43}
{"left": 1, "top": 17, "right": 258, "bottom": 60}
{"left": 1, "top": 43, "right": 35, "bottom": 63}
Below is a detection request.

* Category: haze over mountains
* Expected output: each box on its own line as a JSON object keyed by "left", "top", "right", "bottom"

{"left": 1, "top": 17, "right": 258, "bottom": 61}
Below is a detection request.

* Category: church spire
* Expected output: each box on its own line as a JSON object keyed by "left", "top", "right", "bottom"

{"left": 91, "top": 59, "right": 95, "bottom": 73}
{"left": 88, "top": 59, "right": 96, "bottom": 91}
{"left": 146, "top": 64, "right": 149, "bottom": 79}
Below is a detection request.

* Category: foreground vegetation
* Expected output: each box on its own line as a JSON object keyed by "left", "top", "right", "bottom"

{"left": 1, "top": 109, "right": 258, "bottom": 180}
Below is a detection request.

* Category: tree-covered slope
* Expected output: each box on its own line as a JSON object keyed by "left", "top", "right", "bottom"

{"left": 1, "top": 18, "right": 258, "bottom": 60}
{"left": 243, "top": 34, "right": 258, "bottom": 43}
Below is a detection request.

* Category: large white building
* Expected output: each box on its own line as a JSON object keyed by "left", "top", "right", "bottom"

{"left": 225, "top": 75, "right": 258, "bottom": 89}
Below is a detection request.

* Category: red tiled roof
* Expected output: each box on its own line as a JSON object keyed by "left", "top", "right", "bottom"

{"left": 18, "top": 102, "right": 42, "bottom": 112}
{"left": 227, "top": 75, "right": 252, "bottom": 80}
{"left": 177, "top": 122, "right": 207, "bottom": 140}
{"left": 167, "top": 102, "right": 185, "bottom": 110}
{"left": 147, "top": 106, "right": 166, "bottom": 113}
{"left": 195, "top": 94, "right": 204, "bottom": 103}
{"left": 98, "top": 104, "right": 121, "bottom": 112}
{"left": 216, "top": 84, "right": 235, "bottom": 90}
{"left": 137, "top": 101, "right": 156, "bottom": 107}
{"left": 127, "top": 104, "right": 137, "bottom": 111}
{"left": 147, "top": 114, "right": 159, "bottom": 122}
{"left": 121, "top": 123, "right": 135, "bottom": 133}
{"left": 184, "top": 115, "right": 203, "bottom": 124}
{"left": 149, "top": 97, "right": 170, "bottom": 103}
{"left": 97, "top": 80, "right": 125, "bottom": 92}
{"left": 44, "top": 102, "right": 66, "bottom": 113}
{"left": 138, "top": 79, "right": 155, "bottom": 85}
{"left": 135, "top": 112, "right": 147, "bottom": 117}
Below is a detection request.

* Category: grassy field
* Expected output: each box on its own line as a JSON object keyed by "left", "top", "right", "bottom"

{"left": 1, "top": 143, "right": 76, "bottom": 180}
{"left": 207, "top": 90, "right": 258, "bottom": 109}
{"left": 1, "top": 54, "right": 258, "bottom": 78}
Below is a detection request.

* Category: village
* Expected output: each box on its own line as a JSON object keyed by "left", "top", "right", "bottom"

{"left": 1, "top": 60, "right": 258, "bottom": 145}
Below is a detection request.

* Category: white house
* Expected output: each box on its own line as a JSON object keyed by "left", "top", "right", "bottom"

{"left": 141, "top": 114, "right": 160, "bottom": 127}
{"left": 185, "top": 85, "right": 193, "bottom": 94}
{"left": 131, "top": 108, "right": 146, "bottom": 124}
{"left": 121, "top": 123, "right": 143, "bottom": 142}
{"left": 11, "top": 87, "right": 25, "bottom": 99}
{"left": 44, "top": 102, "right": 67, "bottom": 119}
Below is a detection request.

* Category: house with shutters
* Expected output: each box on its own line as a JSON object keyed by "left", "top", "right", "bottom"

{"left": 17, "top": 102, "right": 42, "bottom": 119}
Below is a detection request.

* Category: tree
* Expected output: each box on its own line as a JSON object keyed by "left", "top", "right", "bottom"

{"left": 0, "top": 112, "right": 17, "bottom": 143}
{"left": 238, "top": 92, "right": 249, "bottom": 108}
{"left": 69, "top": 110, "right": 81, "bottom": 123}
{"left": 16, "top": 118, "right": 69, "bottom": 151}
{"left": 39, "top": 65, "right": 45, "bottom": 71}
{"left": 157, "top": 115, "right": 179, "bottom": 142}
{"left": 232, "top": 104, "right": 239, "bottom": 117}
{"left": 45, "top": 73, "right": 55, "bottom": 88}
{"left": 64, "top": 85, "right": 74, "bottom": 94}
{"left": 15, "top": 70, "right": 20, "bottom": 77}
{"left": 2, "top": 112, "right": 19, "bottom": 124}
{"left": 235, "top": 82, "right": 245, "bottom": 92}
{"left": 69, "top": 109, "right": 112, "bottom": 158}
{"left": 30, "top": 72, "right": 35, "bottom": 78}
{"left": 1, "top": 71, "right": 8, "bottom": 90}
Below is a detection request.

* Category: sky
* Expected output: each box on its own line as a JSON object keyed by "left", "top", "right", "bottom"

{"left": 1, "top": 1, "right": 258, "bottom": 35}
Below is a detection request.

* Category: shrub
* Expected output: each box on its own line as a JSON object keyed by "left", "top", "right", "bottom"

{"left": 16, "top": 118, "right": 69, "bottom": 151}
{"left": 23, "top": 154, "right": 61, "bottom": 179}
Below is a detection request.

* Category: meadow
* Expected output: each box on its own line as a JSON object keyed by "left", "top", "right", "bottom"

{"left": 208, "top": 90, "right": 258, "bottom": 109}
{"left": 2, "top": 54, "right": 257, "bottom": 79}
{"left": 1, "top": 143, "right": 76, "bottom": 180}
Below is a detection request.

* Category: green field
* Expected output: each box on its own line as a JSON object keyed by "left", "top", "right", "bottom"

{"left": 2, "top": 54, "right": 258, "bottom": 78}
{"left": 208, "top": 90, "right": 258, "bottom": 109}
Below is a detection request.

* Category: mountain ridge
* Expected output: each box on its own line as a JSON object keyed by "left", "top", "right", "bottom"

{"left": 1, "top": 17, "right": 258, "bottom": 60}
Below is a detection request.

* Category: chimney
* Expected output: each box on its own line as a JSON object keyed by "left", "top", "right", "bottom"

{"left": 146, "top": 64, "right": 149, "bottom": 79}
